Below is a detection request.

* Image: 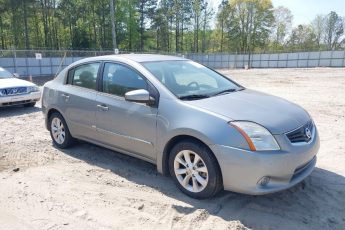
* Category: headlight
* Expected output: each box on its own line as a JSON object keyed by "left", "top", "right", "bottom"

{"left": 27, "top": 86, "right": 39, "bottom": 93}
{"left": 230, "top": 121, "right": 280, "bottom": 151}
{"left": 0, "top": 89, "right": 6, "bottom": 97}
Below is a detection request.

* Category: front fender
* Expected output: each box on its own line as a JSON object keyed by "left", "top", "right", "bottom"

{"left": 154, "top": 98, "right": 250, "bottom": 174}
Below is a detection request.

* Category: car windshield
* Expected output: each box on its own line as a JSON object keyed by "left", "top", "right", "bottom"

{"left": 142, "top": 60, "right": 242, "bottom": 100}
{"left": 0, "top": 68, "right": 14, "bottom": 79}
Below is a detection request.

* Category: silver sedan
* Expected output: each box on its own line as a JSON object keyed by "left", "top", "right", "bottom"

{"left": 42, "top": 54, "right": 319, "bottom": 199}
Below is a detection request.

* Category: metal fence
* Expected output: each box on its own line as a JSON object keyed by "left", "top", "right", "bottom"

{"left": 185, "top": 51, "right": 345, "bottom": 69}
{"left": 0, "top": 50, "right": 116, "bottom": 77}
{"left": 0, "top": 49, "right": 344, "bottom": 77}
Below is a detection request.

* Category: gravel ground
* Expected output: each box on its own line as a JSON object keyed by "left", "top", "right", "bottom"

{"left": 0, "top": 68, "right": 345, "bottom": 230}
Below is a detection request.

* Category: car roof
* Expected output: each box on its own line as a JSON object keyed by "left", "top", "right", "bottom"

{"left": 79, "top": 54, "right": 187, "bottom": 63}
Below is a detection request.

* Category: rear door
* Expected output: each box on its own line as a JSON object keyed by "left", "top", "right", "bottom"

{"left": 59, "top": 62, "right": 100, "bottom": 140}
{"left": 95, "top": 62, "right": 158, "bottom": 160}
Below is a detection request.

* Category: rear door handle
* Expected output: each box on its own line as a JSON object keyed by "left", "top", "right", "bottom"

{"left": 97, "top": 104, "right": 109, "bottom": 111}
{"left": 61, "top": 93, "right": 70, "bottom": 101}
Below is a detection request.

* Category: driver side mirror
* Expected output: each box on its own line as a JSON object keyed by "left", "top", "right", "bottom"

{"left": 13, "top": 73, "right": 19, "bottom": 78}
{"left": 125, "top": 89, "right": 155, "bottom": 105}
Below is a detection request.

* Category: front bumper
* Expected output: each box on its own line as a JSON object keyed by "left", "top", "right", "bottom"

{"left": 0, "top": 91, "right": 41, "bottom": 107}
{"left": 210, "top": 127, "right": 320, "bottom": 195}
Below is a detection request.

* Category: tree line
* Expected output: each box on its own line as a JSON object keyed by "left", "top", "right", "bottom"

{"left": 0, "top": 0, "right": 344, "bottom": 53}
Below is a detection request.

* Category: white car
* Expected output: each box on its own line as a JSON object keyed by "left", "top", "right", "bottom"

{"left": 0, "top": 67, "right": 41, "bottom": 107}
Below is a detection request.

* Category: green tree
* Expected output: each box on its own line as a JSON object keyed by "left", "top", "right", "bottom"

{"left": 215, "top": 0, "right": 231, "bottom": 52}
{"left": 137, "top": 0, "right": 156, "bottom": 51}
{"left": 324, "top": 11, "right": 344, "bottom": 50}
{"left": 231, "top": 0, "right": 274, "bottom": 53}
{"left": 271, "top": 6, "right": 293, "bottom": 50}
{"left": 288, "top": 24, "right": 317, "bottom": 51}
{"left": 312, "top": 15, "right": 325, "bottom": 49}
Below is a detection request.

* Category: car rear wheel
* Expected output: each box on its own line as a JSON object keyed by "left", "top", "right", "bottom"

{"left": 49, "top": 112, "right": 74, "bottom": 148}
{"left": 169, "top": 140, "right": 222, "bottom": 199}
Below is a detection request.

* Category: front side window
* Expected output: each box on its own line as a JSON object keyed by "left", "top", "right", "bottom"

{"left": 69, "top": 63, "right": 100, "bottom": 90}
{"left": 142, "top": 60, "right": 242, "bottom": 100}
{"left": 102, "top": 63, "right": 147, "bottom": 97}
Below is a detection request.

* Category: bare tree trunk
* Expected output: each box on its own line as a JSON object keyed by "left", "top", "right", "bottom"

{"left": 194, "top": 15, "right": 199, "bottom": 53}
{"left": 0, "top": 15, "right": 5, "bottom": 49}
{"left": 247, "top": 3, "right": 254, "bottom": 68}
{"left": 202, "top": 7, "right": 207, "bottom": 53}
{"left": 101, "top": 5, "right": 106, "bottom": 48}
{"left": 22, "top": 0, "right": 30, "bottom": 49}
{"left": 40, "top": 0, "right": 50, "bottom": 48}
{"left": 169, "top": 17, "right": 173, "bottom": 52}
{"left": 128, "top": 1, "right": 133, "bottom": 51}
{"left": 175, "top": 16, "right": 179, "bottom": 53}
{"left": 110, "top": 0, "right": 117, "bottom": 50}
{"left": 10, "top": 2, "right": 19, "bottom": 47}
{"left": 139, "top": 1, "right": 145, "bottom": 51}
{"left": 220, "top": 19, "right": 224, "bottom": 52}
{"left": 181, "top": 15, "right": 184, "bottom": 52}
{"left": 92, "top": 3, "right": 97, "bottom": 48}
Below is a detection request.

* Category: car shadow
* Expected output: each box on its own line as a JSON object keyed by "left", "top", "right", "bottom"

{"left": 0, "top": 105, "right": 41, "bottom": 118}
{"left": 57, "top": 141, "right": 345, "bottom": 230}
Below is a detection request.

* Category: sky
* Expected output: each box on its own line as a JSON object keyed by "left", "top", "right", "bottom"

{"left": 209, "top": 0, "right": 345, "bottom": 26}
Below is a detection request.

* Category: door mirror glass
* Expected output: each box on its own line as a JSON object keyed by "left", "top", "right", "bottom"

{"left": 125, "top": 89, "right": 153, "bottom": 104}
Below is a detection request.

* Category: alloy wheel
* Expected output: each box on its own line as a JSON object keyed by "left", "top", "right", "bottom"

{"left": 174, "top": 150, "right": 209, "bottom": 193}
{"left": 51, "top": 117, "right": 66, "bottom": 144}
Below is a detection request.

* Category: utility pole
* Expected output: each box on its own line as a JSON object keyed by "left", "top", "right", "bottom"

{"left": 110, "top": 0, "right": 117, "bottom": 52}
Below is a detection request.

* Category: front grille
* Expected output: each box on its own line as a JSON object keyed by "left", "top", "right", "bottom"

{"left": 4, "top": 87, "right": 28, "bottom": 96}
{"left": 286, "top": 120, "right": 314, "bottom": 143}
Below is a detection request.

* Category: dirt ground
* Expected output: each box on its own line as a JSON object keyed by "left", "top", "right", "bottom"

{"left": 1, "top": 68, "right": 345, "bottom": 230}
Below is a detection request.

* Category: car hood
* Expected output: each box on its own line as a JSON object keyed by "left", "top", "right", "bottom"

{"left": 184, "top": 89, "right": 310, "bottom": 134}
{"left": 0, "top": 78, "right": 36, "bottom": 88}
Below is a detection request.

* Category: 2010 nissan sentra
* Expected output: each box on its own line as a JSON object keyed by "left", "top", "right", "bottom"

{"left": 42, "top": 54, "right": 320, "bottom": 199}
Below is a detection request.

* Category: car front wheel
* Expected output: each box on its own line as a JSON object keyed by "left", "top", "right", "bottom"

{"left": 169, "top": 140, "right": 222, "bottom": 199}
{"left": 49, "top": 112, "right": 74, "bottom": 148}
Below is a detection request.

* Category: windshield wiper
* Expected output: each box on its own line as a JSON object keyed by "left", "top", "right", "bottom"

{"left": 212, "top": 88, "right": 237, "bottom": 97}
{"left": 179, "top": 94, "right": 210, "bottom": 100}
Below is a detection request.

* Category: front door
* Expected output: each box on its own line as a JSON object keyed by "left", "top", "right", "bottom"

{"left": 95, "top": 62, "right": 158, "bottom": 160}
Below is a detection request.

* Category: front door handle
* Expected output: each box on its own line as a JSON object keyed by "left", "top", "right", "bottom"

{"left": 97, "top": 104, "right": 109, "bottom": 111}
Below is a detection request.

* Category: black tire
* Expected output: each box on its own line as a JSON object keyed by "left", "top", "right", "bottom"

{"left": 169, "top": 139, "right": 223, "bottom": 199}
{"left": 24, "top": 102, "right": 36, "bottom": 107}
{"left": 49, "top": 112, "right": 75, "bottom": 149}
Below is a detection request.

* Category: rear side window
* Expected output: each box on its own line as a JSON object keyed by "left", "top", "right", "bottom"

{"left": 68, "top": 63, "right": 100, "bottom": 90}
{"left": 102, "top": 63, "right": 147, "bottom": 97}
